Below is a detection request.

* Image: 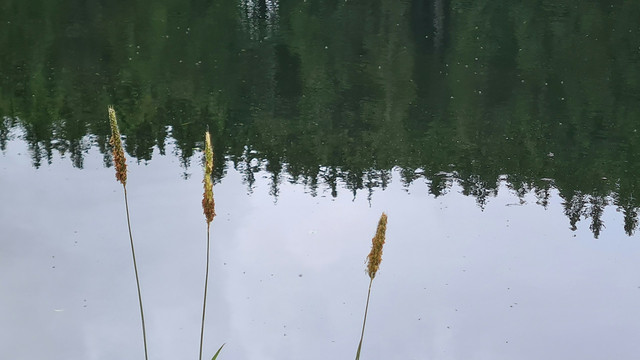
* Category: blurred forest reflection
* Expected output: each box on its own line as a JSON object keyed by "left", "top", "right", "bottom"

{"left": 1, "top": 0, "right": 640, "bottom": 237}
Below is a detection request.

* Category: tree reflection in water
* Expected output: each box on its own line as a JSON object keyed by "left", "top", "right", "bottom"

{"left": 1, "top": 0, "right": 640, "bottom": 237}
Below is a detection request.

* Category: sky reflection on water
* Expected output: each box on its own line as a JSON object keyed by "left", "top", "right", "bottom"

{"left": 2, "top": 135, "right": 640, "bottom": 360}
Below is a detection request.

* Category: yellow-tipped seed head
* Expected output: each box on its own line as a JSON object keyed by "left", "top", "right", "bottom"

{"left": 202, "top": 131, "right": 216, "bottom": 224}
{"left": 367, "top": 212, "right": 388, "bottom": 279}
{"left": 108, "top": 106, "right": 127, "bottom": 186}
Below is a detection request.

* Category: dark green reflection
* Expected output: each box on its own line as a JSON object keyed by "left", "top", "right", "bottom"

{"left": 2, "top": 0, "right": 640, "bottom": 237}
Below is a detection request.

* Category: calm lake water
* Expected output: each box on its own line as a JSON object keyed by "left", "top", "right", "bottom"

{"left": 2, "top": 1, "right": 640, "bottom": 359}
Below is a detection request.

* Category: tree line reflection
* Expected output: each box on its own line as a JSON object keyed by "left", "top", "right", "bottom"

{"left": 1, "top": 0, "right": 639, "bottom": 237}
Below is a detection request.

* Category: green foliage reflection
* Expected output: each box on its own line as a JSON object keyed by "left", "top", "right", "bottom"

{"left": 1, "top": 0, "right": 640, "bottom": 237}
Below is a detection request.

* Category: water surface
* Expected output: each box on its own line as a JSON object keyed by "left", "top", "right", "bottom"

{"left": 2, "top": 1, "right": 640, "bottom": 359}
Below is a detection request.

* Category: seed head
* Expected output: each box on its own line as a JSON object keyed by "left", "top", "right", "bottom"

{"left": 202, "top": 131, "right": 216, "bottom": 224}
{"left": 367, "top": 212, "right": 387, "bottom": 279}
{"left": 108, "top": 106, "right": 127, "bottom": 186}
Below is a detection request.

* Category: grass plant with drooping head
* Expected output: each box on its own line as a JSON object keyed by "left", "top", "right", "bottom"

{"left": 355, "top": 212, "right": 388, "bottom": 360}
{"left": 108, "top": 106, "right": 149, "bottom": 360}
{"left": 199, "top": 130, "right": 221, "bottom": 360}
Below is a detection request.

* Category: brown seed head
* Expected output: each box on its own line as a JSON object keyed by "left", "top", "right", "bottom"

{"left": 366, "top": 212, "right": 387, "bottom": 279}
{"left": 108, "top": 106, "right": 127, "bottom": 186}
{"left": 202, "top": 131, "right": 216, "bottom": 224}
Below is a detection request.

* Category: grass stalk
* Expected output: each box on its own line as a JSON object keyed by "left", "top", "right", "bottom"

{"left": 200, "top": 131, "right": 217, "bottom": 360}
{"left": 109, "top": 106, "right": 149, "bottom": 360}
{"left": 355, "top": 277, "right": 373, "bottom": 360}
{"left": 199, "top": 223, "right": 211, "bottom": 360}
{"left": 355, "top": 212, "right": 388, "bottom": 360}
{"left": 124, "top": 185, "right": 149, "bottom": 360}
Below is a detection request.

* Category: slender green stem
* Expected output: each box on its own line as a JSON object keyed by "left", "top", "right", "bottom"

{"left": 199, "top": 223, "right": 211, "bottom": 360}
{"left": 123, "top": 185, "right": 149, "bottom": 360}
{"left": 355, "top": 277, "right": 374, "bottom": 360}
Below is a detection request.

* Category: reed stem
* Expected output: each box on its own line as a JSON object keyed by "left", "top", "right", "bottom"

{"left": 355, "top": 277, "right": 374, "bottom": 360}
{"left": 355, "top": 212, "right": 388, "bottom": 360}
{"left": 199, "top": 131, "right": 216, "bottom": 360}
{"left": 199, "top": 223, "right": 211, "bottom": 360}
{"left": 109, "top": 106, "right": 148, "bottom": 360}
{"left": 123, "top": 185, "right": 149, "bottom": 360}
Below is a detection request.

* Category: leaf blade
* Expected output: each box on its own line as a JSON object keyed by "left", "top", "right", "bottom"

{"left": 211, "top": 343, "right": 225, "bottom": 360}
